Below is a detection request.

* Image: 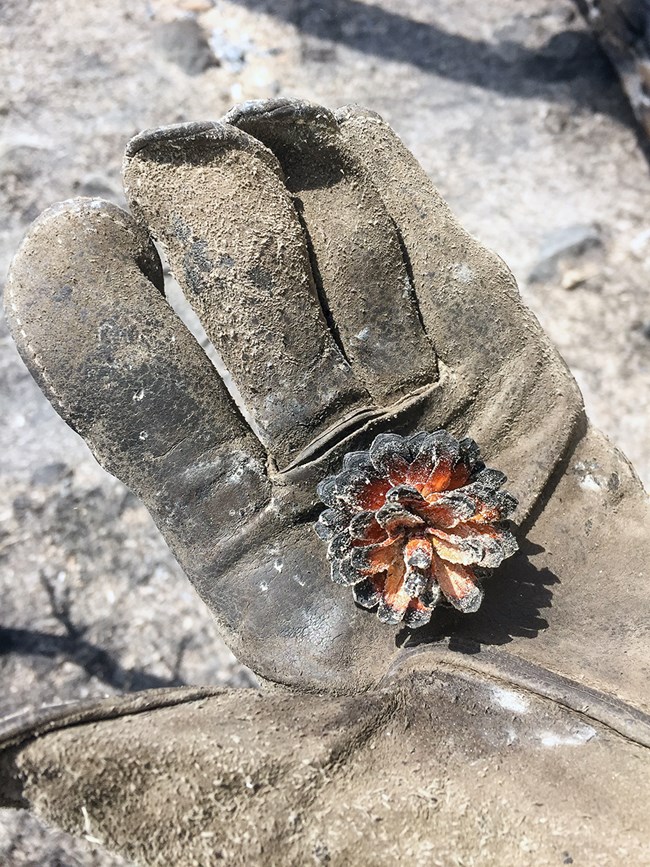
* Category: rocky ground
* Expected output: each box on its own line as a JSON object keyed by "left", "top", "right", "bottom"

{"left": 1, "top": 0, "right": 649, "bottom": 863}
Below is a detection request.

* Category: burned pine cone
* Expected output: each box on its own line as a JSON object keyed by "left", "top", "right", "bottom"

{"left": 314, "top": 431, "right": 518, "bottom": 627}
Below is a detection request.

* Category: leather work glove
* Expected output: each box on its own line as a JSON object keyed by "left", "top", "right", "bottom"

{"left": 1, "top": 100, "right": 648, "bottom": 866}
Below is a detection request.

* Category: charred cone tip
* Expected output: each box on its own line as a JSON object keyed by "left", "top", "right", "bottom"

{"left": 314, "top": 430, "right": 518, "bottom": 627}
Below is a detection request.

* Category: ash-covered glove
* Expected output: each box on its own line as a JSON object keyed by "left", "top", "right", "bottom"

{"left": 5, "top": 98, "right": 590, "bottom": 693}
{"left": 3, "top": 99, "right": 650, "bottom": 867}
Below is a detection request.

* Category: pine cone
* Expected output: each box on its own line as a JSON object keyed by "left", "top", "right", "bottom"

{"left": 315, "top": 431, "right": 519, "bottom": 627}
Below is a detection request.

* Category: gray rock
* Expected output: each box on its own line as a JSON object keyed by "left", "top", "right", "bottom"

{"left": 152, "top": 18, "right": 218, "bottom": 76}
{"left": 529, "top": 222, "right": 603, "bottom": 282}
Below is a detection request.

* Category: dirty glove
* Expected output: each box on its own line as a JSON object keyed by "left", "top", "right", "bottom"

{"left": 5, "top": 98, "right": 589, "bottom": 692}
{"left": 2, "top": 99, "right": 649, "bottom": 866}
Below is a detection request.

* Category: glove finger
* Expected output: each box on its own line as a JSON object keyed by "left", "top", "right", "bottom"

{"left": 224, "top": 99, "right": 438, "bottom": 405}
{"left": 123, "top": 121, "right": 373, "bottom": 471}
{"left": 335, "top": 106, "right": 583, "bottom": 514}
{"left": 335, "top": 106, "right": 524, "bottom": 366}
{"left": 5, "top": 198, "right": 271, "bottom": 572}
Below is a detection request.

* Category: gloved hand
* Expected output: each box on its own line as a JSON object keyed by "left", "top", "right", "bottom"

{"left": 3, "top": 98, "right": 650, "bottom": 866}
{"left": 4, "top": 99, "right": 587, "bottom": 693}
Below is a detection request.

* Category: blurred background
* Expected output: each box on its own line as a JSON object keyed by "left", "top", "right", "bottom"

{"left": 1, "top": 0, "right": 649, "bottom": 862}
